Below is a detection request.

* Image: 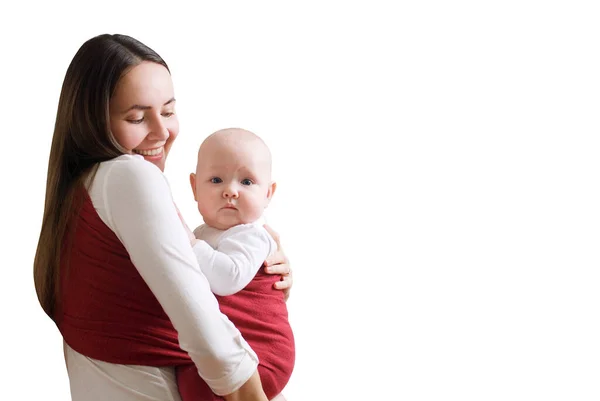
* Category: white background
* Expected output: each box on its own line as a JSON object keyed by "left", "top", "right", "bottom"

{"left": 1, "top": 1, "right": 599, "bottom": 400}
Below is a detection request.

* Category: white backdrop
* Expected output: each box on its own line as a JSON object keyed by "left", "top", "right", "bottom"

{"left": 1, "top": 1, "right": 599, "bottom": 400}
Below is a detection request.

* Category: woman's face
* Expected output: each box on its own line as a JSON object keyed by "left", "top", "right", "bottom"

{"left": 109, "top": 61, "right": 179, "bottom": 171}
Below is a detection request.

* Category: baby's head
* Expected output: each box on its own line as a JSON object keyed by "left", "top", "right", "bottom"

{"left": 190, "top": 128, "right": 276, "bottom": 230}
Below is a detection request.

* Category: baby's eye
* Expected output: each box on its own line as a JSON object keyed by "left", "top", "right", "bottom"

{"left": 162, "top": 112, "right": 175, "bottom": 118}
{"left": 210, "top": 177, "right": 223, "bottom": 184}
{"left": 241, "top": 179, "right": 253, "bottom": 186}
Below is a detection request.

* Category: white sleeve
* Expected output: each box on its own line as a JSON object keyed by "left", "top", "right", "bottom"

{"left": 192, "top": 225, "right": 274, "bottom": 296}
{"left": 91, "top": 157, "right": 258, "bottom": 396}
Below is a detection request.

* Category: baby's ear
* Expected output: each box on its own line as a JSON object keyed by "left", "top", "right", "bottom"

{"left": 266, "top": 181, "right": 277, "bottom": 205}
{"left": 189, "top": 173, "right": 197, "bottom": 201}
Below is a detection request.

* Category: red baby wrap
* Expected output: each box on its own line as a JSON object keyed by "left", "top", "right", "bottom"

{"left": 56, "top": 192, "right": 294, "bottom": 399}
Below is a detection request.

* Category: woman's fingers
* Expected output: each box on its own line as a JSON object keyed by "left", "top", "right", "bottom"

{"left": 262, "top": 224, "right": 292, "bottom": 301}
{"left": 264, "top": 258, "right": 290, "bottom": 274}
{"left": 274, "top": 273, "right": 292, "bottom": 301}
{"left": 274, "top": 273, "right": 292, "bottom": 290}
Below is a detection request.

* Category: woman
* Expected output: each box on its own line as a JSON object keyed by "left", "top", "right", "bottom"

{"left": 33, "top": 34, "right": 292, "bottom": 401}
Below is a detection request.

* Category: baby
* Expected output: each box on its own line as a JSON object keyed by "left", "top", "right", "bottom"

{"left": 177, "top": 128, "right": 295, "bottom": 401}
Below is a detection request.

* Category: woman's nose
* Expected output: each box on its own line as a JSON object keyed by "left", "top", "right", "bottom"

{"left": 148, "top": 116, "right": 169, "bottom": 141}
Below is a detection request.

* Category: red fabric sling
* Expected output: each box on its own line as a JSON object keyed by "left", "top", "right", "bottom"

{"left": 56, "top": 192, "right": 294, "bottom": 399}
{"left": 177, "top": 269, "right": 295, "bottom": 400}
{"left": 56, "top": 191, "right": 190, "bottom": 365}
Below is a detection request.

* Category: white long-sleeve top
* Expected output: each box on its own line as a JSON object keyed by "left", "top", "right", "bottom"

{"left": 192, "top": 222, "right": 277, "bottom": 296}
{"left": 64, "top": 154, "right": 258, "bottom": 400}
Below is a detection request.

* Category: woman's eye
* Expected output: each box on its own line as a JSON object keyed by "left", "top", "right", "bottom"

{"left": 241, "top": 179, "right": 253, "bottom": 186}
{"left": 127, "top": 118, "right": 144, "bottom": 124}
{"left": 211, "top": 177, "right": 222, "bottom": 184}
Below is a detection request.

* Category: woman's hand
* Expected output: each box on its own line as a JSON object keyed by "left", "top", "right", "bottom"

{"left": 223, "top": 370, "right": 268, "bottom": 401}
{"left": 263, "top": 224, "right": 293, "bottom": 301}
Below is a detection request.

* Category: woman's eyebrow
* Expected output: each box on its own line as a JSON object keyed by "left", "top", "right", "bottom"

{"left": 122, "top": 98, "right": 176, "bottom": 113}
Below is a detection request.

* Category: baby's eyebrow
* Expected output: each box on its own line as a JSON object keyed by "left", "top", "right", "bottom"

{"left": 122, "top": 98, "right": 176, "bottom": 113}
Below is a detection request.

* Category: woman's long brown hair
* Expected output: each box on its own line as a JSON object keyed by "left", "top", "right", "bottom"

{"left": 34, "top": 34, "right": 169, "bottom": 319}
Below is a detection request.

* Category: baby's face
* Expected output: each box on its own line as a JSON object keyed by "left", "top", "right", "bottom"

{"left": 191, "top": 139, "right": 274, "bottom": 230}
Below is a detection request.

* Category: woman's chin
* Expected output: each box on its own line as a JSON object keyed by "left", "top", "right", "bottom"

{"left": 152, "top": 159, "right": 165, "bottom": 171}
{"left": 144, "top": 154, "right": 165, "bottom": 171}
{"left": 146, "top": 146, "right": 169, "bottom": 171}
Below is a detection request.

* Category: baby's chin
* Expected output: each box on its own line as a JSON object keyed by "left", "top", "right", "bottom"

{"left": 201, "top": 207, "right": 264, "bottom": 230}
{"left": 206, "top": 216, "right": 250, "bottom": 230}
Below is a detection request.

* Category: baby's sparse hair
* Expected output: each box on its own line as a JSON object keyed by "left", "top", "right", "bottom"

{"left": 203, "top": 127, "right": 266, "bottom": 146}
{"left": 198, "top": 127, "right": 272, "bottom": 170}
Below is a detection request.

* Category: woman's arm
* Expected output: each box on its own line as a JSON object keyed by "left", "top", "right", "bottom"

{"left": 93, "top": 156, "right": 266, "bottom": 398}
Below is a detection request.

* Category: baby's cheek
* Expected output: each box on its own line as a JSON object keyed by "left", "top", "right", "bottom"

{"left": 248, "top": 200, "right": 267, "bottom": 220}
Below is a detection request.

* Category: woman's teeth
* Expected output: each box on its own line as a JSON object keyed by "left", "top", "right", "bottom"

{"left": 133, "top": 147, "right": 163, "bottom": 156}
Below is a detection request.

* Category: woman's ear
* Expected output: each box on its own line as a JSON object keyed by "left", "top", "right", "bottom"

{"left": 189, "top": 173, "right": 197, "bottom": 201}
